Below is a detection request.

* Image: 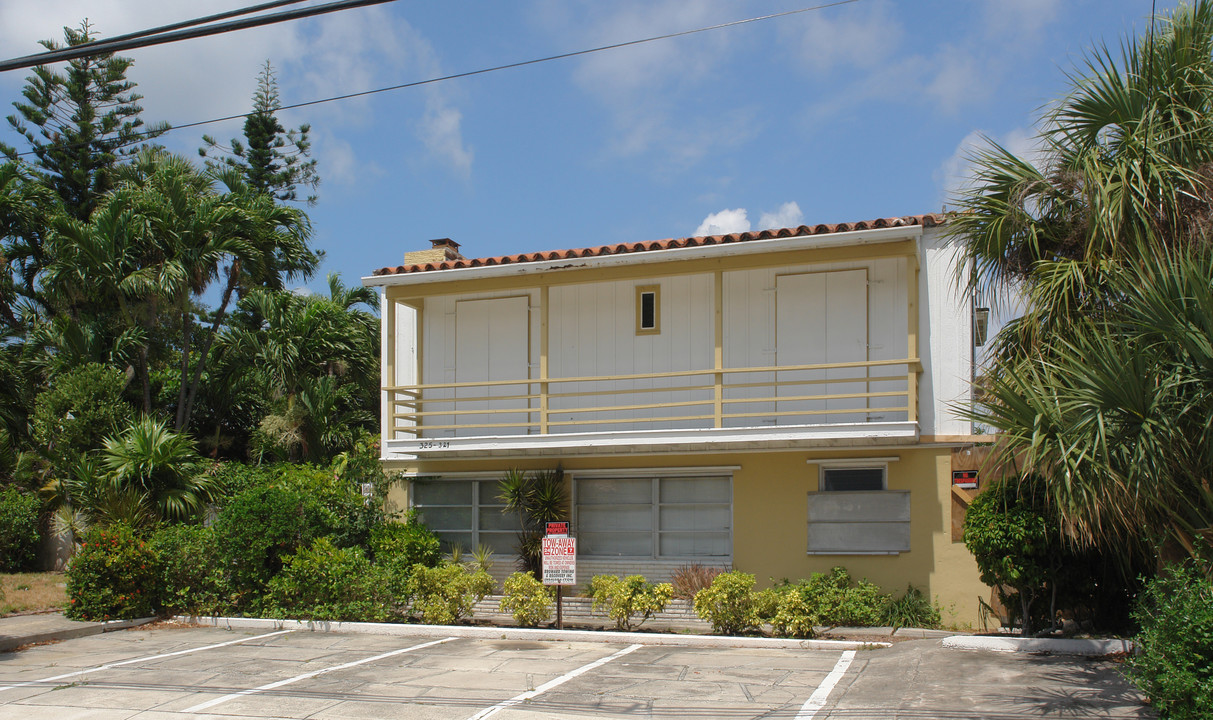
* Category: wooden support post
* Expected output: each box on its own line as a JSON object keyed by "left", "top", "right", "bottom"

{"left": 714, "top": 271, "right": 724, "bottom": 428}
{"left": 540, "top": 286, "right": 550, "bottom": 434}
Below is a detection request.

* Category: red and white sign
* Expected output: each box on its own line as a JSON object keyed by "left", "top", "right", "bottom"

{"left": 545, "top": 522, "right": 569, "bottom": 537}
{"left": 541, "top": 536, "right": 576, "bottom": 586}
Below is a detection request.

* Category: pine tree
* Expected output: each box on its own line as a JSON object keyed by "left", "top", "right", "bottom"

{"left": 1, "top": 21, "right": 169, "bottom": 221}
{"left": 200, "top": 61, "right": 319, "bottom": 205}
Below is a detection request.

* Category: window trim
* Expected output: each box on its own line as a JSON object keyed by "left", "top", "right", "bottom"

{"left": 818, "top": 464, "right": 888, "bottom": 492}
{"left": 635, "top": 284, "right": 660, "bottom": 335}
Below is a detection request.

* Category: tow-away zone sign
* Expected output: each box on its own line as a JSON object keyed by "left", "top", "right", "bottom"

{"left": 541, "top": 536, "right": 576, "bottom": 586}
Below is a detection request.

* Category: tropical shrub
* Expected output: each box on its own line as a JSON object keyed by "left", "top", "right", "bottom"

{"left": 213, "top": 484, "right": 329, "bottom": 606}
{"left": 693, "top": 571, "right": 773, "bottom": 635}
{"left": 405, "top": 562, "right": 494, "bottom": 625}
{"left": 102, "top": 417, "right": 218, "bottom": 522}
{"left": 0, "top": 486, "right": 41, "bottom": 571}
{"left": 150, "top": 523, "right": 227, "bottom": 616}
{"left": 963, "top": 477, "right": 1062, "bottom": 635}
{"left": 671, "top": 563, "right": 727, "bottom": 600}
{"left": 881, "top": 585, "right": 942, "bottom": 631}
{"left": 31, "top": 363, "right": 132, "bottom": 478}
{"left": 370, "top": 514, "right": 441, "bottom": 568}
{"left": 771, "top": 587, "right": 821, "bottom": 638}
{"left": 266, "top": 538, "right": 394, "bottom": 622}
{"left": 1130, "top": 564, "right": 1213, "bottom": 720}
{"left": 66, "top": 524, "right": 157, "bottom": 621}
{"left": 588, "top": 574, "right": 674, "bottom": 631}
{"left": 498, "top": 467, "right": 567, "bottom": 574}
{"left": 776, "top": 567, "right": 886, "bottom": 628}
{"left": 500, "top": 572, "right": 553, "bottom": 627}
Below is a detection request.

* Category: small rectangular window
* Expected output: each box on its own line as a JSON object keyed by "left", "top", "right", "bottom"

{"left": 636, "top": 285, "right": 660, "bottom": 335}
{"left": 821, "top": 466, "right": 885, "bottom": 491}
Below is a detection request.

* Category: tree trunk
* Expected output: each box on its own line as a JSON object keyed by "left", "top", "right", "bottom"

{"left": 178, "top": 260, "right": 240, "bottom": 433}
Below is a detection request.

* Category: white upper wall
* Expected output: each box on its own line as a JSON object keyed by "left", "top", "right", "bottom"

{"left": 388, "top": 223, "right": 975, "bottom": 439}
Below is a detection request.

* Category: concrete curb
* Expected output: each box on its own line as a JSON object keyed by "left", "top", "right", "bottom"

{"left": 0, "top": 616, "right": 157, "bottom": 652}
{"left": 179, "top": 615, "right": 892, "bottom": 651}
{"left": 941, "top": 635, "right": 1135, "bottom": 657}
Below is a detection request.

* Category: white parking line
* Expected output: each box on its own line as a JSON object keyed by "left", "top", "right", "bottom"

{"left": 0, "top": 629, "right": 296, "bottom": 693}
{"left": 467, "top": 643, "right": 644, "bottom": 720}
{"left": 797, "top": 649, "right": 856, "bottom": 719}
{"left": 183, "top": 636, "right": 458, "bottom": 713}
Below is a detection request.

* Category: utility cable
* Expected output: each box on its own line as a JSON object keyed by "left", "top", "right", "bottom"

{"left": 0, "top": 0, "right": 398, "bottom": 72}
{"left": 6, "top": 0, "right": 861, "bottom": 157}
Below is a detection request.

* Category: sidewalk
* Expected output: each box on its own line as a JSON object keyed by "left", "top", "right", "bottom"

{"left": 0, "top": 612, "right": 155, "bottom": 652}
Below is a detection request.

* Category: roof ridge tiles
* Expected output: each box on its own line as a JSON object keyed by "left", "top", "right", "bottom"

{"left": 370, "top": 213, "right": 948, "bottom": 276}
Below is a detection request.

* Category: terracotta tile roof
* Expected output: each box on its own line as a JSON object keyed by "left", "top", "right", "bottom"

{"left": 370, "top": 213, "right": 947, "bottom": 277}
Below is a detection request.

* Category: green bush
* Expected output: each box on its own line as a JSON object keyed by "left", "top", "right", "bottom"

{"left": 213, "top": 484, "right": 330, "bottom": 607}
{"left": 266, "top": 538, "right": 395, "bottom": 622}
{"left": 881, "top": 585, "right": 941, "bottom": 631}
{"left": 32, "top": 363, "right": 132, "bottom": 477}
{"left": 588, "top": 574, "right": 674, "bottom": 631}
{"left": 405, "top": 562, "right": 494, "bottom": 625}
{"left": 693, "top": 571, "right": 772, "bottom": 635}
{"left": 0, "top": 487, "right": 41, "bottom": 572}
{"left": 150, "top": 524, "right": 227, "bottom": 616}
{"left": 370, "top": 514, "right": 441, "bottom": 568}
{"left": 499, "top": 572, "right": 553, "bottom": 627}
{"left": 775, "top": 567, "right": 886, "bottom": 629}
{"left": 66, "top": 524, "right": 157, "bottom": 621}
{"left": 1130, "top": 564, "right": 1213, "bottom": 720}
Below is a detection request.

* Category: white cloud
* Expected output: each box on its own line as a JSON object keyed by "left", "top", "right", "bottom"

{"left": 694, "top": 208, "right": 750, "bottom": 236}
{"left": 535, "top": 0, "right": 749, "bottom": 163}
{"left": 982, "top": 0, "right": 1060, "bottom": 37}
{"left": 420, "top": 105, "right": 474, "bottom": 178}
{"left": 758, "top": 202, "right": 804, "bottom": 231}
{"left": 0, "top": 3, "right": 473, "bottom": 181}
{"left": 785, "top": 0, "right": 901, "bottom": 74}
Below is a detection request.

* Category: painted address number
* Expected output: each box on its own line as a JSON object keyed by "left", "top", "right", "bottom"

{"left": 418, "top": 441, "right": 451, "bottom": 449}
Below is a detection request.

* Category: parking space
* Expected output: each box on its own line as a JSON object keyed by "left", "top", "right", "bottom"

{"left": 0, "top": 625, "right": 1151, "bottom": 719}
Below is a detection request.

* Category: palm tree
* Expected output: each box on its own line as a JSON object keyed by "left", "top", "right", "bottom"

{"left": 951, "top": 1, "right": 1213, "bottom": 563}
{"left": 101, "top": 416, "right": 217, "bottom": 522}
{"left": 218, "top": 276, "right": 378, "bottom": 461}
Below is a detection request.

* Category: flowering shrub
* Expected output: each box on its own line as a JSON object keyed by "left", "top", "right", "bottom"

{"left": 66, "top": 525, "right": 157, "bottom": 620}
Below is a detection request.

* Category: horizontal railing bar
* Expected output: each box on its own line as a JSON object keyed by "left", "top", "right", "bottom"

{"left": 394, "top": 406, "right": 540, "bottom": 419}
{"left": 383, "top": 358, "right": 919, "bottom": 393}
{"left": 726, "top": 406, "right": 908, "bottom": 420}
{"left": 393, "top": 390, "right": 906, "bottom": 420}
{"left": 547, "top": 413, "right": 715, "bottom": 427}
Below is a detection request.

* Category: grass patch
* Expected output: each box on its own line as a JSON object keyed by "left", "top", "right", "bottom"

{"left": 1, "top": 572, "right": 68, "bottom": 615}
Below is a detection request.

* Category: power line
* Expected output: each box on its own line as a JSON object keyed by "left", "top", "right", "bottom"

{"left": 7, "top": 0, "right": 861, "bottom": 157}
{"left": 0, "top": 0, "right": 398, "bottom": 73}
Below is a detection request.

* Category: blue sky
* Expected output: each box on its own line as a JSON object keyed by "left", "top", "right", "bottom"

{"left": 0, "top": 0, "right": 1178, "bottom": 292}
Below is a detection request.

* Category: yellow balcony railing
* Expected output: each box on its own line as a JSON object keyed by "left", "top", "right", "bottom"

{"left": 386, "top": 358, "right": 921, "bottom": 438}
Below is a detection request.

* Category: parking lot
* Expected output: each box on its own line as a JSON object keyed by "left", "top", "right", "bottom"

{"left": 0, "top": 624, "right": 1152, "bottom": 719}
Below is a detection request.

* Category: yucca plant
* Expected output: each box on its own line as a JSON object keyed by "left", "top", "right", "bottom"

{"left": 498, "top": 467, "right": 568, "bottom": 575}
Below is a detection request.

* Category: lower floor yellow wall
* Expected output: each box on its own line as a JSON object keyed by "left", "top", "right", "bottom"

{"left": 384, "top": 445, "right": 990, "bottom": 628}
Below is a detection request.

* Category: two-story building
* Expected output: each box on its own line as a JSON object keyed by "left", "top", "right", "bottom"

{"left": 364, "top": 214, "right": 990, "bottom": 625}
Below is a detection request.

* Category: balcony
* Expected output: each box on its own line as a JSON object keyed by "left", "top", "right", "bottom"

{"left": 382, "top": 357, "right": 922, "bottom": 458}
